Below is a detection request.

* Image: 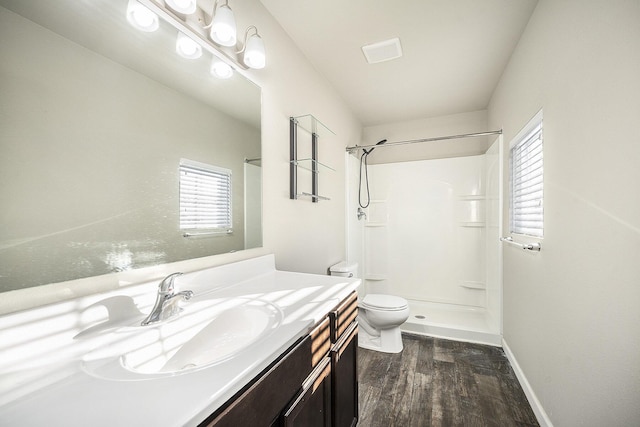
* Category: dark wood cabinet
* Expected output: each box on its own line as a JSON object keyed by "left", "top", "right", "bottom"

{"left": 331, "top": 322, "right": 359, "bottom": 427}
{"left": 329, "top": 291, "right": 359, "bottom": 427}
{"left": 199, "top": 292, "right": 358, "bottom": 427}
{"left": 282, "top": 357, "right": 332, "bottom": 427}
{"left": 199, "top": 334, "right": 315, "bottom": 427}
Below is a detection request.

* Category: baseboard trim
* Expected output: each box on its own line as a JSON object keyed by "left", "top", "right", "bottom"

{"left": 502, "top": 338, "right": 554, "bottom": 427}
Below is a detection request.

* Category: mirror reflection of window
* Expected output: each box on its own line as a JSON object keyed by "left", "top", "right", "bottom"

{"left": 179, "top": 159, "right": 233, "bottom": 237}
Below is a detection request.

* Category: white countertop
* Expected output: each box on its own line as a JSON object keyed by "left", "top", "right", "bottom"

{"left": 0, "top": 255, "right": 360, "bottom": 426}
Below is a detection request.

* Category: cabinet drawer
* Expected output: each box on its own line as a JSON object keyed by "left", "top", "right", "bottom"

{"left": 201, "top": 335, "right": 313, "bottom": 427}
{"left": 329, "top": 291, "right": 358, "bottom": 342}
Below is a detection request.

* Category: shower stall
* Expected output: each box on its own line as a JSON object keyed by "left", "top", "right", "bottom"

{"left": 346, "top": 137, "right": 503, "bottom": 346}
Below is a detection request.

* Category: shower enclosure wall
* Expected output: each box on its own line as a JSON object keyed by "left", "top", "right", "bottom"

{"left": 346, "top": 138, "right": 502, "bottom": 346}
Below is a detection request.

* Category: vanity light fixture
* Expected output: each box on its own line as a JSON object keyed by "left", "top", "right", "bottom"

{"left": 164, "top": 0, "right": 196, "bottom": 15}
{"left": 239, "top": 26, "right": 266, "bottom": 69}
{"left": 127, "top": 0, "right": 267, "bottom": 72}
{"left": 210, "top": 60, "right": 233, "bottom": 79}
{"left": 126, "top": 0, "right": 159, "bottom": 32}
{"left": 208, "top": 0, "right": 237, "bottom": 47}
{"left": 176, "top": 31, "right": 202, "bottom": 59}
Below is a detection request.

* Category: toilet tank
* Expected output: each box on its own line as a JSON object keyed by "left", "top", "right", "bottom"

{"left": 329, "top": 261, "right": 358, "bottom": 278}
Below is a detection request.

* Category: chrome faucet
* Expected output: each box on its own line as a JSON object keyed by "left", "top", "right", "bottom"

{"left": 141, "top": 272, "right": 194, "bottom": 326}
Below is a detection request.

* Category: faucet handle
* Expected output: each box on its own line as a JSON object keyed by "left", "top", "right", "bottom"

{"left": 158, "top": 272, "right": 184, "bottom": 294}
{"left": 180, "top": 290, "right": 195, "bottom": 300}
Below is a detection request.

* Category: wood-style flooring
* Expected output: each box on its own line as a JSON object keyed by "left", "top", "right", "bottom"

{"left": 357, "top": 334, "right": 539, "bottom": 427}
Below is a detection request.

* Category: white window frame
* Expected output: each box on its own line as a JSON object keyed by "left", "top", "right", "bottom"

{"left": 179, "top": 158, "right": 232, "bottom": 236}
{"left": 509, "top": 110, "right": 544, "bottom": 238}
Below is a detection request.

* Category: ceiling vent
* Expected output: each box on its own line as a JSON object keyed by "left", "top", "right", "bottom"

{"left": 361, "top": 37, "right": 403, "bottom": 64}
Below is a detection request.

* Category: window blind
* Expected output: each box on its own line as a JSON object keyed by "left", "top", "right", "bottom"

{"left": 179, "top": 160, "right": 232, "bottom": 233}
{"left": 510, "top": 120, "right": 543, "bottom": 237}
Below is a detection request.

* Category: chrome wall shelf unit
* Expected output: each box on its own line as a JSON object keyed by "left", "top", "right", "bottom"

{"left": 289, "top": 115, "right": 334, "bottom": 202}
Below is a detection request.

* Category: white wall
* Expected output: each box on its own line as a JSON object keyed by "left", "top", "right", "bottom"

{"left": 0, "top": 1, "right": 361, "bottom": 313}
{"left": 238, "top": 1, "right": 362, "bottom": 275}
{"left": 489, "top": 0, "right": 640, "bottom": 425}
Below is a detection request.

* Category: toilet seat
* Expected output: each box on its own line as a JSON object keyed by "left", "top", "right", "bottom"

{"left": 361, "top": 294, "right": 408, "bottom": 311}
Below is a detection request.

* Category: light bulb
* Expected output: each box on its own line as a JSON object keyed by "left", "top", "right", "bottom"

{"left": 165, "top": 0, "right": 197, "bottom": 15}
{"left": 126, "top": 0, "right": 159, "bottom": 32}
{"left": 210, "top": 61, "right": 233, "bottom": 79}
{"left": 176, "top": 32, "right": 202, "bottom": 59}
{"left": 244, "top": 33, "right": 266, "bottom": 69}
{"left": 210, "top": 5, "right": 237, "bottom": 47}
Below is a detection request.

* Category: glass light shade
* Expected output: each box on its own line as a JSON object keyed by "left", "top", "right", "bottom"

{"left": 164, "top": 0, "right": 197, "bottom": 15}
{"left": 244, "top": 34, "right": 266, "bottom": 69}
{"left": 210, "top": 61, "right": 233, "bottom": 79}
{"left": 210, "top": 5, "right": 237, "bottom": 47}
{"left": 176, "top": 32, "right": 202, "bottom": 59}
{"left": 126, "top": 0, "right": 159, "bottom": 32}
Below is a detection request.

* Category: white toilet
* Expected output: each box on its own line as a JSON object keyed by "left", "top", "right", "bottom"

{"left": 329, "top": 262, "right": 410, "bottom": 353}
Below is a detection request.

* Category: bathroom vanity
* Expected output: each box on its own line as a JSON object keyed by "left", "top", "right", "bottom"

{"left": 203, "top": 291, "right": 358, "bottom": 426}
{"left": 0, "top": 255, "right": 360, "bottom": 426}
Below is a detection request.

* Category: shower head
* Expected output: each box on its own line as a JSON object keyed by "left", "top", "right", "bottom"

{"left": 359, "top": 139, "right": 386, "bottom": 209}
{"left": 363, "top": 139, "right": 387, "bottom": 155}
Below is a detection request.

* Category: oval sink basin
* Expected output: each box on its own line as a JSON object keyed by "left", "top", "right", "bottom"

{"left": 119, "top": 298, "right": 282, "bottom": 375}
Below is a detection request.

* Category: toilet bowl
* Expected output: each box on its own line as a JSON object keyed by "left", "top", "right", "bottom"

{"left": 328, "top": 262, "right": 409, "bottom": 354}
{"left": 357, "top": 294, "right": 409, "bottom": 353}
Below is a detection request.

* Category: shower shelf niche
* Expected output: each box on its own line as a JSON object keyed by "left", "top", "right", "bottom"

{"left": 459, "top": 222, "right": 486, "bottom": 228}
{"left": 460, "top": 280, "right": 486, "bottom": 290}
{"left": 364, "top": 275, "right": 387, "bottom": 281}
{"left": 457, "top": 194, "right": 485, "bottom": 227}
{"left": 289, "top": 115, "right": 335, "bottom": 202}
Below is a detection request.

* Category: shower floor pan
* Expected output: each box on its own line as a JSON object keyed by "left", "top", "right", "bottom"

{"left": 401, "top": 299, "right": 502, "bottom": 346}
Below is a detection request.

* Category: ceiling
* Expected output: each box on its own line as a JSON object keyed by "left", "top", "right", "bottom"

{"left": 261, "top": 0, "right": 538, "bottom": 127}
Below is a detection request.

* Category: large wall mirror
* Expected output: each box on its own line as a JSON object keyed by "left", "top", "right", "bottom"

{"left": 0, "top": 0, "right": 262, "bottom": 293}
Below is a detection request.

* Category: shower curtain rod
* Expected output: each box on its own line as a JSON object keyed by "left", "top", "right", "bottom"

{"left": 345, "top": 129, "right": 502, "bottom": 153}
